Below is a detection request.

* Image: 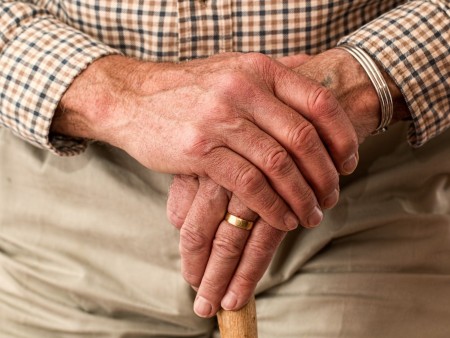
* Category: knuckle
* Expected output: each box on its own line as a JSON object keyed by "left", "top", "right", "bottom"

{"left": 182, "top": 126, "right": 220, "bottom": 160}
{"left": 295, "top": 186, "right": 316, "bottom": 207}
{"left": 241, "top": 52, "right": 271, "bottom": 67}
{"left": 316, "top": 168, "right": 340, "bottom": 196}
{"left": 233, "top": 272, "right": 258, "bottom": 290}
{"left": 234, "top": 165, "right": 264, "bottom": 195}
{"left": 323, "top": 168, "right": 340, "bottom": 189}
{"left": 263, "top": 146, "right": 293, "bottom": 177}
{"left": 199, "top": 177, "right": 226, "bottom": 201}
{"left": 198, "top": 277, "right": 222, "bottom": 294}
{"left": 240, "top": 53, "right": 275, "bottom": 81}
{"left": 182, "top": 270, "right": 201, "bottom": 287}
{"left": 166, "top": 208, "right": 184, "bottom": 229}
{"left": 258, "top": 193, "right": 285, "bottom": 219}
{"left": 173, "top": 174, "right": 194, "bottom": 185}
{"left": 182, "top": 127, "right": 207, "bottom": 157}
{"left": 225, "top": 117, "right": 250, "bottom": 135}
{"left": 335, "top": 133, "right": 359, "bottom": 167}
{"left": 308, "top": 86, "right": 340, "bottom": 119}
{"left": 306, "top": 86, "right": 359, "bottom": 167}
{"left": 341, "top": 134, "right": 359, "bottom": 157}
{"left": 219, "top": 71, "right": 242, "bottom": 88}
{"left": 230, "top": 232, "right": 283, "bottom": 289}
{"left": 212, "top": 235, "right": 244, "bottom": 261}
{"left": 217, "top": 71, "right": 249, "bottom": 96}
{"left": 179, "top": 226, "right": 210, "bottom": 255}
{"left": 289, "top": 121, "right": 319, "bottom": 153}
{"left": 248, "top": 236, "right": 279, "bottom": 260}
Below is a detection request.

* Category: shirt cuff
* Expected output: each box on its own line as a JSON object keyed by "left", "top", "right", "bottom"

{"left": 0, "top": 9, "right": 119, "bottom": 155}
{"left": 338, "top": 0, "right": 450, "bottom": 147}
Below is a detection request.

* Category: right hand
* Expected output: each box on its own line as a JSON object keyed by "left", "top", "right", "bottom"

{"left": 53, "top": 53, "right": 358, "bottom": 230}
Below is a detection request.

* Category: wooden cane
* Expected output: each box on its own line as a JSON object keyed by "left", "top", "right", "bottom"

{"left": 217, "top": 295, "right": 258, "bottom": 338}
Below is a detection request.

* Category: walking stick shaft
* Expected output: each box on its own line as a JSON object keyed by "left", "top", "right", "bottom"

{"left": 217, "top": 295, "right": 258, "bottom": 338}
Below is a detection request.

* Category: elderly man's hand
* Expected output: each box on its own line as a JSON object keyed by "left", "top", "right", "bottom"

{"left": 167, "top": 49, "right": 409, "bottom": 317}
{"left": 168, "top": 175, "right": 286, "bottom": 317}
{"left": 53, "top": 53, "right": 358, "bottom": 232}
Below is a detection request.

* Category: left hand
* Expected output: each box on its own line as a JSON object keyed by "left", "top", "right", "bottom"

{"left": 168, "top": 175, "right": 286, "bottom": 318}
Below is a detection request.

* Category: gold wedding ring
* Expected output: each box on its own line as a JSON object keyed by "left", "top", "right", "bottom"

{"left": 224, "top": 212, "right": 254, "bottom": 231}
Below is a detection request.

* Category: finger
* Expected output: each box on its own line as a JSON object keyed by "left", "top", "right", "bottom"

{"left": 276, "top": 54, "right": 313, "bottom": 68}
{"left": 221, "top": 119, "right": 329, "bottom": 227}
{"left": 179, "top": 178, "right": 229, "bottom": 288}
{"left": 221, "top": 219, "right": 286, "bottom": 311}
{"left": 247, "top": 56, "right": 358, "bottom": 175}
{"left": 218, "top": 55, "right": 340, "bottom": 214}
{"left": 271, "top": 68, "right": 359, "bottom": 175}
{"left": 193, "top": 196, "right": 257, "bottom": 318}
{"left": 227, "top": 54, "right": 355, "bottom": 176}
{"left": 167, "top": 175, "right": 199, "bottom": 229}
{"left": 205, "top": 147, "right": 299, "bottom": 231}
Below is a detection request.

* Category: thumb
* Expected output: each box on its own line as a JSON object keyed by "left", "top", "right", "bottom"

{"left": 276, "top": 53, "right": 313, "bottom": 68}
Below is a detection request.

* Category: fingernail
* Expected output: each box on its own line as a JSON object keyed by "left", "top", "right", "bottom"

{"left": 343, "top": 154, "right": 358, "bottom": 174}
{"left": 194, "top": 296, "right": 212, "bottom": 317}
{"left": 284, "top": 212, "right": 299, "bottom": 230}
{"left": 322, "top": 189, "right": 339, "bottom": 209}
{"left": 221, "top": 292, "right": 237, "bottom": 310}
{"left": 307, "top": 206, "right": 323, "bottom": 228}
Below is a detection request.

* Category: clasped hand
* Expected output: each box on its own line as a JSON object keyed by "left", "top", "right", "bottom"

{"left": 165, "top": 53, "right": 360, "bottom": 318}
{"left": 55, "top": 51, "right": 360, "bottom": 319}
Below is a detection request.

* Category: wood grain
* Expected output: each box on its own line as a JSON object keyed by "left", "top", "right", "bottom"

{"left": 217, "top": 295, "right": 258, "bottom": 338}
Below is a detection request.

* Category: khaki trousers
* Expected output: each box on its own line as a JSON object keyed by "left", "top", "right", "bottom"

{"left": 1, "top": 123, "right": 450, "bottom": 338}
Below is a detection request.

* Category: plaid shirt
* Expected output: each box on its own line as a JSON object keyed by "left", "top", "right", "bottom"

{"left": 0, "top": 1, "right": 448, "bottom": 155}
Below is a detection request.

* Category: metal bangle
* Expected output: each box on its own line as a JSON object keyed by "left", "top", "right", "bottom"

{"left": 336, "top": 44, "right": 393, "bottom": 135}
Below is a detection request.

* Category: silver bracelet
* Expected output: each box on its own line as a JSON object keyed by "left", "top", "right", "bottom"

{"left": 336, "top": 44, "right": 393, "bottom": 135}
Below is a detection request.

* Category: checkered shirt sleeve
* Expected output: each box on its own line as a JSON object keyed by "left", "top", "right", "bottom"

{"left": 0, "top": 1, "right": 118, "bottom": 155}
{"left": 340, "top": 0, "right": 450, "bottom": 147}
{"left": 0, "top": 1, "right": 448, "bottom": 154}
